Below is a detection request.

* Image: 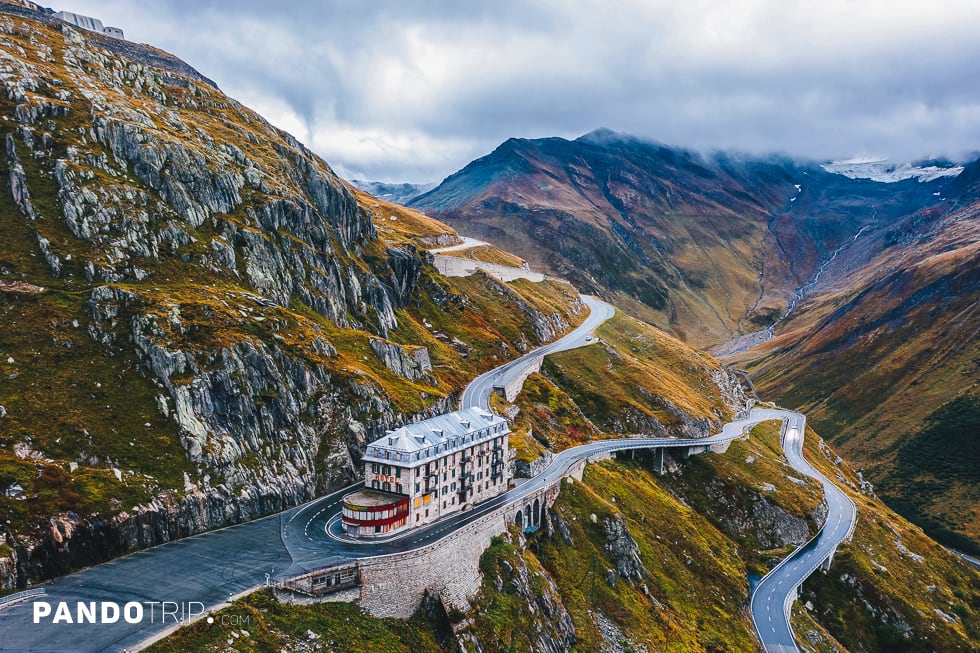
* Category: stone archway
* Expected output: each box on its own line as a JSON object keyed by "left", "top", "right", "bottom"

{"left": 532, "top": 498, "right": 540, "bottom": 527}
{"left": 524, "top": 505, "right": 531, "bottom": 527}
{"left": 515, "top": 510, "right": 524, "bottom": 528}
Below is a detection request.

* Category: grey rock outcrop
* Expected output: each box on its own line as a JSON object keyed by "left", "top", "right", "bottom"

{"left": 370, "top": 338, "right": 434, "bottom": 383}
{"left": 712, "top": 366, "right": 752, "bottom": 417}
{"left": 3, "top": 16, "right": 412, "bottom": 337}
{"left": 481, "top": 273, "right": 584, "bottom": 348}
{"left": 705, "top": 474, "right": 821, "bottom": 549}
{"left": 745, "top": 496, "right": 813, "bottom": 548}
{"left": 602, "top": 514, "right": 648, "bottom": 583}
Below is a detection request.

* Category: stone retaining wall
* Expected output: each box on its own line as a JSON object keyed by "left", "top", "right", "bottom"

{"left": 282, "top": 482, "right": 559, "bottom": 618}
{"left": 432, "top": 255, "right": 546, "bottom": 283}
{"left": 494, "top": 357, "right": 543, "bottom": 402}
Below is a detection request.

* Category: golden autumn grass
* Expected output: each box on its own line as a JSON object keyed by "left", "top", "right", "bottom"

{"left": 543, "top": 311, "right": 733, "bottom": 434}
{"left": 351, "top": 185, "right": 460, "bottom": 246}
{"left": 438, "top": 244, "right": 527, "bottom": 268}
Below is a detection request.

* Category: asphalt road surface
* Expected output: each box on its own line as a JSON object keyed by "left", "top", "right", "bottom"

{"left": 460, "top": 295, "right": 615, "bottom": 410}
{"left": 750, "top": 412, "right": 857, "bottom": 653}
{"left": 427, "top": 236, "right": 488, "bottom": 253}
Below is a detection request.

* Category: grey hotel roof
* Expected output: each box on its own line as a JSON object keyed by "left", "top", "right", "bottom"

{"left": 362, "top": 407, "right": 509, "bottom": 466}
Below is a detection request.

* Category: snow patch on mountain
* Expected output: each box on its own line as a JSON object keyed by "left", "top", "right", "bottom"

{"left": 822, "top": 158, "right": 963, "bottom": 183}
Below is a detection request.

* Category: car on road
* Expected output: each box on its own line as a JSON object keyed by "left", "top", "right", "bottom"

{"left": 585, "top": 335, "right": 593, "bottom": 342}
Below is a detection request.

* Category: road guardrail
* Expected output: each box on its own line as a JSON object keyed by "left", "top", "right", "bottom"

{"left": 0, "top": 587, "right": 46, "bottom": 611}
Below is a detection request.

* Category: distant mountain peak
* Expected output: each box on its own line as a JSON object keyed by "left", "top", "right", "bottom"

{"left": 348, "top": 179, "right": 435, "bottom": 205}
{"left": 576, "top": 127, "right": 638, "bottom": 146}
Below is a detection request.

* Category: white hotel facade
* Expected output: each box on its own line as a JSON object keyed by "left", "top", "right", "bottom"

{"left": 341, "top": 407, "right": 511, "bottom": 537}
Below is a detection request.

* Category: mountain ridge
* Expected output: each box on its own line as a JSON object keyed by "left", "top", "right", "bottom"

{"left": 410, "top": 130, "right": 978, "bottom": 549}
{"left": 409, "top": 131, "right": 958, "bottom": 346}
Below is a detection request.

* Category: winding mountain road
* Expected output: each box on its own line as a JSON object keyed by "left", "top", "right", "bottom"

{"left": 750, "top": 412, "right": 857, "bottom": 653}
{"left": 0, "top": 292, "right": 855, "bottom": 653}
{"left": 428, "top": 236, "right": 489, "bottom": 253}
{"left": 460, "top": 295, "right": 614, "bottom": 410}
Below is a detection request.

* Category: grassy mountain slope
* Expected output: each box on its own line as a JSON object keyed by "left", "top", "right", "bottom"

{"left": 794, "top": 423, "right": 979, "bottom": 651}
{"left": 496, "top": 310, "right": 747, "bottom": 464}
{"left": 147, "top": 590, "right": 443, "bottom": 653}
{"left": 542, "top": 311, "right": 742, "bottom": 435}
{"left": 731, "top": 195, "right": 980, "bottom": 550}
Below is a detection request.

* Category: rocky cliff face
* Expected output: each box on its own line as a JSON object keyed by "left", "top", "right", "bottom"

{"left": 0, "top": 9, "right": 580, "bottom": 589}
{"left": 711, "top": 479, "right": 823, "bottom": 549}
{"left": 0, "top": 8, "right": 405, "bottom": 586}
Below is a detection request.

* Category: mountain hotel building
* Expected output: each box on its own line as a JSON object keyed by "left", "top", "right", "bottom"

{"left": 341, "top": 407, "right": 511, "bottom": 537}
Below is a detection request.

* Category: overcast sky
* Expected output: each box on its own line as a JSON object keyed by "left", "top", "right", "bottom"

{"left": 61, "top": 0, "right": 980, "bottom": 183}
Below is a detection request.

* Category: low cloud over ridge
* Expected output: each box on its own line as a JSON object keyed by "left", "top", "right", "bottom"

{"left": 63, "top": 0, "right": 980, "bottom": 182}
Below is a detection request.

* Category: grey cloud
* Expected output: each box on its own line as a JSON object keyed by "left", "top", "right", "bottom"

{"left": 61, "top": 0, "right": 980, "bottom": 181}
